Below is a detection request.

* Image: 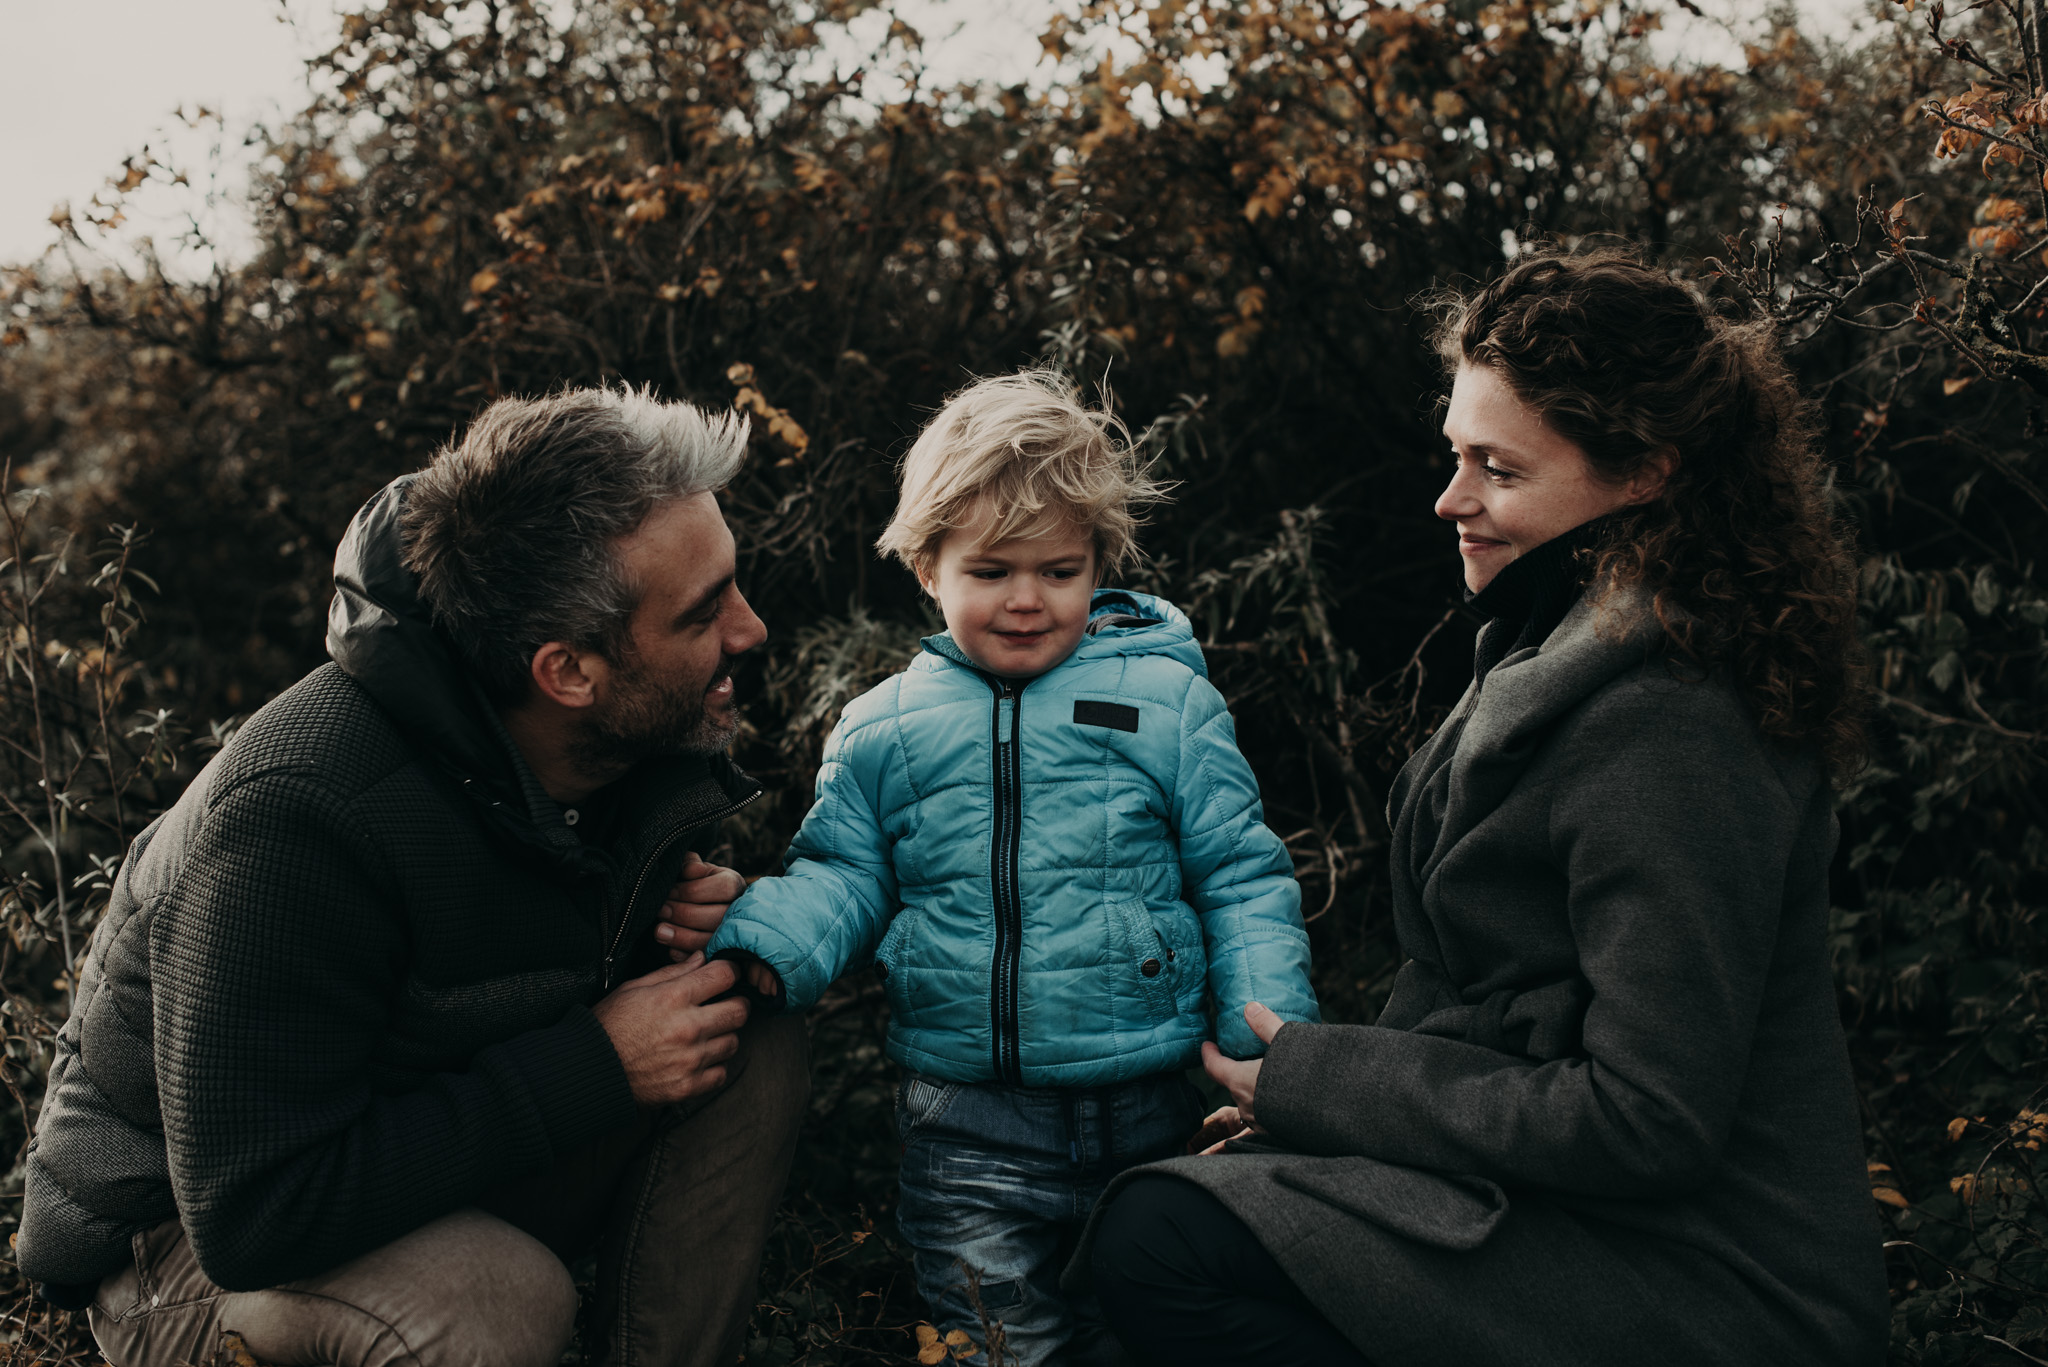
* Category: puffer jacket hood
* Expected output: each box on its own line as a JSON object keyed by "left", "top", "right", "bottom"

{"left": 710, "top": 587, "right": 1319, "bottom": 1086}
{"left": 327, "top": 475, "right": 514, "bottom": 788}
{"left": 323, "top": 475, "right": 685, "bottom": 865}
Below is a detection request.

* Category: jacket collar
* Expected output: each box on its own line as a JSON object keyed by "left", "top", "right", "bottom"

{"left": 916, "top": 588, "right": 1209, "bottom": 680}
{"left": 324, "top": 475, "right": 756, "bottom": 864}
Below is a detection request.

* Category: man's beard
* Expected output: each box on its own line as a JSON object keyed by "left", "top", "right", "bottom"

{"left": 572, "top": 653, "right": 739, "bottom": 770}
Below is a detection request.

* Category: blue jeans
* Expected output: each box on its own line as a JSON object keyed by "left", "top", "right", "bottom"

{"left": 894, "top": 1069, "right": 1207, "bottom": 1367}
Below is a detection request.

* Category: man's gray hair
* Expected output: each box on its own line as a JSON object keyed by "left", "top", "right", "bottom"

{"left": 402, "top": 384, "right": 749, "bottom": 703}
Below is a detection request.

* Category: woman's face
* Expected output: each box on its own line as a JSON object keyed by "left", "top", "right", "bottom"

{"left": 1436, "top": 362, "right": 1657, "bottom": 594}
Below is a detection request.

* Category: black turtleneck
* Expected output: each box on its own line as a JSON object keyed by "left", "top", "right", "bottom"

{"left": 1466, "top": 517, "right": 1610, "bottom": 682}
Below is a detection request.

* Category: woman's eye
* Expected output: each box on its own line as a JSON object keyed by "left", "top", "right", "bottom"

{"left": 1481, "top": 460, "right": 1515, "bottom": 483}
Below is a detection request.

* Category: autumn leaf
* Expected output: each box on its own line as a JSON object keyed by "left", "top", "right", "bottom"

{"left": 1944, "top": 377, "right": 1976, "bottom": 396}
{"left": 916, "top": 1324, "right": 947, "bottom": 1365}
{"left": 470, "top": 268, "right": 500, "bottom": 295}
{"left": 658, "top": 283, "right": 686, "bottom": 302}
{"left": 1244, "top": 164, "right": 1295, "bottom": 222}
{"left": 1872, "top": 1186, "right": 1910, "bottom": 1209}
{"left": 946, "top": 1328, "right": 980, "bottom": 1358}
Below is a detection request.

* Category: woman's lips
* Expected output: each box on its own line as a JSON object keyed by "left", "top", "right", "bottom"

{"left": 1459, "top": 534, "right": 1508, "bottom": 554}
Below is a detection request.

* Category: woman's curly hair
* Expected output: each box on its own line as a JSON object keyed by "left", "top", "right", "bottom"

{"left": 1433, "top": 248, "right": 1866, "bottom": 779}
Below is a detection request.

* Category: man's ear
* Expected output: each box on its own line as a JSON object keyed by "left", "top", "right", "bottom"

{"left": 1627, "top": 446, "right": 1678, "bottom": 505}
{"left": 528, "top": 641, "right": 610, "bottom": 710}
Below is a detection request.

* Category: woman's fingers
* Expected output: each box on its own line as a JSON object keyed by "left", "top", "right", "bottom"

{"left": 1201, "top": 1041, "right": 1264, "bottom": 1128}
{"left": 1196, "top": 1127, "right": 1255, "bottom": 1157}
{"left": 1186, "top": 1104, "right": 1245, "bottom": 1154}
{"left": 1245, "top": 1001, "right": 1285, "bottom": 1045}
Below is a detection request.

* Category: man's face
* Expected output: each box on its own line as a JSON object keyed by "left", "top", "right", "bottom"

{"left": 578, "top": 492, "right": 767, "bottom": 765}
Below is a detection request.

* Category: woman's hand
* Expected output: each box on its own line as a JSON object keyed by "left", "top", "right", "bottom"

{"left": 1196, "top": 1002, "right": 1286, "bottom": 1152}
{"left": 655, "top": 852, "right": 747, "bottom": 960}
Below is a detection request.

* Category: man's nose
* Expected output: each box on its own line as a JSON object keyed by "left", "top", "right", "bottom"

{"left": 724, "top": 587, "right": 769, "bottom": 655}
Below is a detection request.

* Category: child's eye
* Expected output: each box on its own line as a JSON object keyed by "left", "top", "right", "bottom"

{"left": 972, "top": 569, "right": 1006, "bottom": 581}
{"left": 1047, "top": 569, "right": 1079, "bottom": 581}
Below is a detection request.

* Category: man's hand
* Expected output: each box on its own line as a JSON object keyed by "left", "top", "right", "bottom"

{"left": 592, "top": 952, "right": 749, "bottom": 1106}
{"left": 1196, "top": 1002, "right": 1286, "bottom": 1152}
{"left": 655, "top": 852, "right": 747, "bottom": 960}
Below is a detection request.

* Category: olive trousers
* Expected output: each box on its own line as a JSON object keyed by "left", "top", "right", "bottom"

{"left": 87, "top": 1011, "right": 809, "bottom": 1367}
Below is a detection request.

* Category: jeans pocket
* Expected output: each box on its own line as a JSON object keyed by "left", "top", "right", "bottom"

{"left": 895, "top": 1073, "right": 960, "bottom": 1141}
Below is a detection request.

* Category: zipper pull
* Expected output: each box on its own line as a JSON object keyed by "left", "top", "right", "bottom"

{"left": 998, "top": 690, "right": 1016, "bottom": 743}
{"left": 602, "top": 953, "right": 614, "bottom": 991}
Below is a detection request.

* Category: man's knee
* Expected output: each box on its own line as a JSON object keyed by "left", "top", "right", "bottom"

{"left": 690, "top": 1006, "right": 808, "bottom": 1135}
{"left": 240, "top": 1209, "right": 577, "bottom": 1367}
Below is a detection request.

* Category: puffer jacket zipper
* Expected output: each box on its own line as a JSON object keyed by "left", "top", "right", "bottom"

{"left": 604, "top": 787, "right": 762, "bottom": 989}
{"left": 988, "top": 677, "right": 1026, "bottom": 1084}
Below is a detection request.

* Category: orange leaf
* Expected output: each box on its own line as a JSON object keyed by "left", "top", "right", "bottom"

{"left": 1872, "top": 1186, "right": 1910, "bottom": 1209}
{"left": 1943, "top": 377, "right": 1976, "bottom": 396}
{"left": 470, "top": 268, "right": 500, "bottom": 295}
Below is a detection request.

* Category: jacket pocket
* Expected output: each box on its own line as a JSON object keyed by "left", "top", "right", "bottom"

{"left": 1273, "top": 1155, "right": 1509, "bottom": 1252}
{"left": 895, "top": 1073, "right": 960, "bottom": 1140}
{"left": 874, "top": 911, "right": 916, "bottom": 1014}
{"left": 1107, "top": 897, "right": 1181, "bottom": 1022}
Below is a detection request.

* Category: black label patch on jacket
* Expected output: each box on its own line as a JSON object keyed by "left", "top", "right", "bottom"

{"left": 1073, "top": 700, "right": 1140, "bottom": 733}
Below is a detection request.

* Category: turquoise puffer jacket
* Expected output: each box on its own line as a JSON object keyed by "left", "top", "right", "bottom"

{"left": 709, "top": 590, "right": 1319, "bottom": 1086}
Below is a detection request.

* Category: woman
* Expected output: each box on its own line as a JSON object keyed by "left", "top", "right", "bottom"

{"left": 1081, "top": 251, "right": 1890, "bottom": 1366}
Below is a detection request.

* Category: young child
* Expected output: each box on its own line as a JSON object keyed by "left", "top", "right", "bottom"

{"left": 707, "top": 369, "right": 1319, "bottom": 1365}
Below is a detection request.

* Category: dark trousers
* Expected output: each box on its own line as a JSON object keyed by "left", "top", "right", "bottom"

{"left": 1090, "top": 1174, "right": 1371, "bottom": 1367}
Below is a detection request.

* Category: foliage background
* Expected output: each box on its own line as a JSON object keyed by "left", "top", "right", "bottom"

{"left": 0, "top": 0, "right": 2044, "bottom": 1361}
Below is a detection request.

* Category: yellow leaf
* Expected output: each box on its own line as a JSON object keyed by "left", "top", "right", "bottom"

{"left": 694, "top": 267, "right": 724, "bottom": 298}
{"left": 1948, "top": 1116, "right": 1971, "bottom": 1141}
{"left": 658, "top": 283, "right": 686, "bottom": 302}
{"left": 1432, "top": 90, "right": 1467, "bottom": 122}
{"left": 1943, "top": 377, "right": 1976, "bottom": 396}
{"left": 946, "top": 1329, "right": 980, "bottom": 1358}
{"left": 1951, "top": 1173, "right": 1977, "bottom": 1203}
{"left": 1872, "top": 1186, "right": 1909, "bottom": 1208}
{"left": 916, "top": 1324, "right": 947, "bottom": 1365}
{"left": 470, "top": 268, "right": 500, "bottom": 295}
{"left": 1235, "top": 285, "right": 1267, "bottom": 318}
{"left": 726, "top": 362, "right": 756, "bottom": 385}
{"left": 1243, "top": 164, "right": 1295, "bottom": 222}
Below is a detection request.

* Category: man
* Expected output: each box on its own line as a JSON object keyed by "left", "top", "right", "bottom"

{"left": 17, "top": 386, "right": 807, "bottom": 1367}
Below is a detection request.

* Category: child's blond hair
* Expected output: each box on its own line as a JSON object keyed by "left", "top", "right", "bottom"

{"left": 875, "top": 369, "right": 1166, "bottom": 578}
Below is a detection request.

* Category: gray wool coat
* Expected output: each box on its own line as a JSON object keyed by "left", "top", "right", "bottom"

{"left": 1077, "top": 589, "right": 1889, "bottom": 1366}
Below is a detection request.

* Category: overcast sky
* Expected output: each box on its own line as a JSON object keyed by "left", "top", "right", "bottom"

{"left": 0, "top": 0, "right": 1876, "bottom": 274}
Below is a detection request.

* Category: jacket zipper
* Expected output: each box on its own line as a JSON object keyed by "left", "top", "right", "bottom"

{"left": 987, "top": 678, "right": 1026, "bottom": 1084}
{"left": 603, "top": 788, "right": 762, "bottom": 990}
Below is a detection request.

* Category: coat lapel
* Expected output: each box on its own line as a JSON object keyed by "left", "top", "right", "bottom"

{"left": 1419, "top": 587, "right": 1661, "bottom": 907}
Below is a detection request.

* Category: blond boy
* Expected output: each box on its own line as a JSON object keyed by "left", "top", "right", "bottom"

{"left": 707, "top": 370, "right": 1318, "bottom": 1364}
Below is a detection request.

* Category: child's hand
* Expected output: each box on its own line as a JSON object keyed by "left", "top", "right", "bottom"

{"left": 655, "top": 852, "right": 747, "bottom": 959}
{"left": 717, "top": 949, "right": 784, "bottom": 1002}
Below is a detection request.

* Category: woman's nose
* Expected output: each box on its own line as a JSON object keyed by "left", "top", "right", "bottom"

{"left": 1435, "top": 465, "right": 1481, "bottom": 522}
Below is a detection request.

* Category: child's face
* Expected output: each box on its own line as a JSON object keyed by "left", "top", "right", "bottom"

{"left": 918, "top": 514, "right": 1097, "bottom": 679}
